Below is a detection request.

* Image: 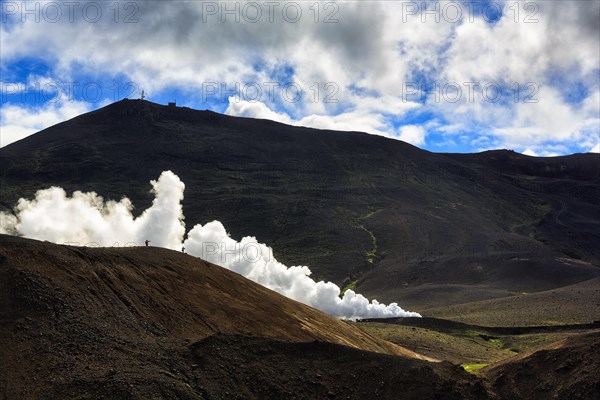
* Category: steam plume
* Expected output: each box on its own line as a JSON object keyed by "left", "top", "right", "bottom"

{"left": 0, "top": 171, "right": 420, "bottom": 319}
{"left": 0, "top": 171, "right": 185, "bottom": 249}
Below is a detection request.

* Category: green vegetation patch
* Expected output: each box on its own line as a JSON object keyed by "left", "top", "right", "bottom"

{"left": 461, "top": 363, "right": 489, "bottom": 374}
{"left": 341, "top": 280, "right": 359, "bottom": 295}
{"left": 348, "top": 209, "right": 382, "bottom": 265}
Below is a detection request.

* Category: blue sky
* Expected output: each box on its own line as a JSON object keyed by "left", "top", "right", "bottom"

{"left": 1, "top": 0, "right": 599, "bottom": 155}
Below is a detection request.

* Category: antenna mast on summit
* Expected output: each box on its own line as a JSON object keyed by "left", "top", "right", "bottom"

{"left": 141, "top": 90, "right": 145, "bottom": 100}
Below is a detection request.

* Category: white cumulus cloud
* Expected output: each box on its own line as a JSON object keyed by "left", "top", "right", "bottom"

{"left": 0, "top": 99, "right": 92, "bottom": 147}
{"left": 398, "top": 125, "right": 427, "bottom": 146}
{"left": 1, "top": 0, "right": 598, "bottom": 154}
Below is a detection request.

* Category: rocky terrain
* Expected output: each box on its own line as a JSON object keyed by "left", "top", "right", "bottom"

{"left": 0, "top": 235, "right": 489, "bottom": 400}
{"left": 486, "top": 331, "right": 600, "bottom": 400}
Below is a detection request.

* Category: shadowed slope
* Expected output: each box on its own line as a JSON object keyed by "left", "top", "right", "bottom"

{"left": 484, "top": 331, "right": 600, "bottom": 400}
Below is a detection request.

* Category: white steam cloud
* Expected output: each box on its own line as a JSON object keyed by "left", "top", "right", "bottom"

{"left": 0, "top": 171, "right": 420, "bottom": 319}
{"left": 0, "top": 171, "right": 185, "bottom": 249}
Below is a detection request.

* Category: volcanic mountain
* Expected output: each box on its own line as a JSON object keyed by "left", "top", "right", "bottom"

{"left": 0, "top": 235, "right": 488, "bottom": 399}
{"left": 1, "top": 99, "right": 599, "bottom": 316}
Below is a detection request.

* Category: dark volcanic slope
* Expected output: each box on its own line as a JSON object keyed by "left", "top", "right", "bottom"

{"left": 0, "top": 235, "right": 490, "bottom": 400}
{"left": 423, "top": 276, "right": 600, "bottom": 326}
{"left": 1, "top": 99, "right": 599, "bottom": 310}
{"left": 484, "top": 331, "right": 600, "bottom": 400}
{"left": 186, "top": 334, "right": 488, "bottom": 400}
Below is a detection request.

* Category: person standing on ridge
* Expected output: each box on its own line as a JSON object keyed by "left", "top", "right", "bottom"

{"left": 145, "top": 240, "right": 150, "bottom": 247}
